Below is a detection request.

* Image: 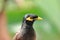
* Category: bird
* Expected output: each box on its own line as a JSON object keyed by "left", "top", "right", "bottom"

{"left": 13, "top": 14, "right": 43, "bottom": 40}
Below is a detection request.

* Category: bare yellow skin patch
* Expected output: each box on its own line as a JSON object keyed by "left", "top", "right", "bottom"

{"left": 26, "top": 17, "right": 33, "bottom": 21}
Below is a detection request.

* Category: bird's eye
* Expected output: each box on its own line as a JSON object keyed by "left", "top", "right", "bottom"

{"left": 33, "top": 16, "right": 38, "bottom": 18}
{"left": 30, "top": 17, "right": 33, "bottom": 19}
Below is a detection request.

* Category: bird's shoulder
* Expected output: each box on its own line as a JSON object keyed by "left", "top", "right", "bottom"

{"left": 13, "top": 30, "right": 23, "bottom": 40}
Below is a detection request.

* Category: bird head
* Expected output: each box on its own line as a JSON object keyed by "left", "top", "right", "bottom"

{"left": 24, "top": 14, "right": 43, "bottom": 22}
{"left": 22, "top": 14, "right": 43, "bottom": 27}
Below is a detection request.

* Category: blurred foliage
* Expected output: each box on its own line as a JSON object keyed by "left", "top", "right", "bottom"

{"left": 0, "top": 0, "right": 60, "bottom": 40}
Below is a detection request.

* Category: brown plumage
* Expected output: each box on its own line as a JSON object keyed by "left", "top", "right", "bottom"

{"left": 13, "top": 14, "right": 42, "bottom": 40}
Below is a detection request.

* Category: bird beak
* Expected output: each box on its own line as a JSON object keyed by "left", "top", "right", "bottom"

{"left": 36, "top": 17, "right": 43, "bottom": 20}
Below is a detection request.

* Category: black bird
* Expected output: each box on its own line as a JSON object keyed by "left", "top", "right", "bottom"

{"left": 13, "top": 14, "right": 43, "bottom": 40}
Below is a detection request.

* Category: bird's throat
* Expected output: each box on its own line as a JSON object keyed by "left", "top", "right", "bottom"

{"left": 21, "top": 21, "right": 34, "bottom": 29}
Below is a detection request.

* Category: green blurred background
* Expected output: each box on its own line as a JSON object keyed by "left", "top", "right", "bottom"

{"left": 0, "top": 0, "right": 60, "bottom": 40}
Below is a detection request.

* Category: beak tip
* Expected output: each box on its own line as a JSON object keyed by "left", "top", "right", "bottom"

{"left": 38, "top": 17, "right": 43, "bottom": 20}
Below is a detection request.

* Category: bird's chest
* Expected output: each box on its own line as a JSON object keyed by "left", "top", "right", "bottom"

{"left": 21, "top": 29, "right": 35, "bottom": 40}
